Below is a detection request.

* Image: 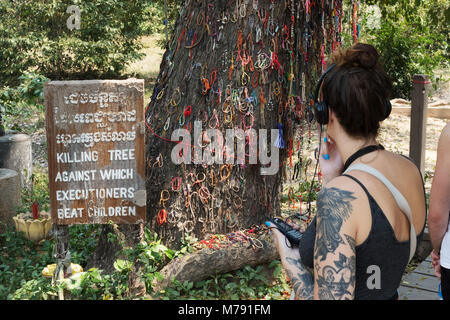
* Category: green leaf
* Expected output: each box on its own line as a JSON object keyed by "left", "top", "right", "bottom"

{"left": 113, "top": 259, "right": 133, "bottom": 273}
{"left": 164, "top": 248, "right": 174, "bottom": 260}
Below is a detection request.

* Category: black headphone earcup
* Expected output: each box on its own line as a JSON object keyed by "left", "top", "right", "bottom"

{"left": 383, "top": 99, "right": 392, "bottom": 120}
{"left": 313, "top": 101, "right": 329, "bottom": 125}
{"left": 312, "top": 63, "right": 336, "bottom": 125}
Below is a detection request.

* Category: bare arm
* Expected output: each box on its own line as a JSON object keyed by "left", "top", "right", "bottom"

{"left": 269, "top": 181, "right": 358, "bottom": 300}
{"left": 429, "top": 122, "right": 450, "bottom": 253}
{"left": 266, "top": 225, "right": 314, "bottom": 300}
{"left": 313, "top": 184, "right": 357, "bottom": 299}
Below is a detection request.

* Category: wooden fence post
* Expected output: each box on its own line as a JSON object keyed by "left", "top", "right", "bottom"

{"left": 409, "top": 74, "right": 430, "bottom": 175}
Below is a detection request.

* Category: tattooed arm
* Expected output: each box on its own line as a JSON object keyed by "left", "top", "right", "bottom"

{"left": 285, "top": 256, "right": 314, "bottom": 300}
{"left": 313, "top": 183, "right": 357, "bottom": 300}
{"left": 267, "top": 225, "right": 314, "bottom": 300}
{"left": 268, "top": 179, "right": 359, "bottom": 300}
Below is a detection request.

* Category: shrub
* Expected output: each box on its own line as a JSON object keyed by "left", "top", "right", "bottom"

{"left": 0, "top": 0, "right": 149, "bottom": 86}
{"left": 0, "top": 229, "right": 55, "bottom": 300}
{"left": 141, "top": 0, "right": 182, "bottom": 37}
{"left": 358, "top": 1, "right": 449, "bottom": 99}
{"left": 0, "top": 72, "right": 48, "bottom": 134}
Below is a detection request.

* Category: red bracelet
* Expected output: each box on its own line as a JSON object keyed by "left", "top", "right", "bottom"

{"left": 157, "top": 209, "right": 167, "bottom": 225}
{"left": 171, "top": 177, "right": 182, "bottom": 191}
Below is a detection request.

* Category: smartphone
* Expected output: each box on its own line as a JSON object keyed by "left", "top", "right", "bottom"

{"left": 267, "top": 218, "right": 303, "bottom": 246}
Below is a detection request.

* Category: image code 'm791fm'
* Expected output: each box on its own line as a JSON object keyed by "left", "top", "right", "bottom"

{"left": 177, "top": 303, "right": 271, "bottom": 317}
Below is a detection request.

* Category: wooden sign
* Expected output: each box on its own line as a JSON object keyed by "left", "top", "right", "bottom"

{"left": 44, "top": 79, "right": 146, "bottom": 225}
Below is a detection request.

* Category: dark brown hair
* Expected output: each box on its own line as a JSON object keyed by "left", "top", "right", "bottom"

{"left": 322, "top": 43, "right": 392, "bottom": 138}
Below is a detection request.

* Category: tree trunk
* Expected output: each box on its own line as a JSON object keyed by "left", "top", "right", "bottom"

{"left": 151, "top": 232, "right": 279, "bottom": 293}
{"left": 90, "top": 0, "right": 343, "bottom": 280}
{"left": 87, "top": 222, "right": 146, "bottom": 296}
{"left": 145, "top": 0, "right": 340, "bottom": 249}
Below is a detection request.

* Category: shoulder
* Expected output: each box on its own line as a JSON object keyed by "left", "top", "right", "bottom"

{"left": 316, "top": 176, "right": 369, "bottom": 241}
{"left": 316, "top": 176, "right": 363, "bottom": 235}
{"left": 363, "top": 150, "right": 423, "bottom": 191}
{"left": 383, "top": 152, "right": 425, "bottom": 197}
{"left": 432, "top": 122, "right": 450, "bottom": 195}
{"left": 442, "top": 122, "right": 450, "bottom": 138}
{"left": 386, "top": 151, "right": 420, "bottom": 173}
{"left": 438, "top": 122, "right": 450, "bottom": 153}
{"left": 318, "top": 175, "right": 367, "bottom": 214}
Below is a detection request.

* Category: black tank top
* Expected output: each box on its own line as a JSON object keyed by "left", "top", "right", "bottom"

{"left": 299, "top": 174, "right": 426, "bottom": 300}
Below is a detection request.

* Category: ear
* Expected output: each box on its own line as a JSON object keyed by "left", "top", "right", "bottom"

{"left": 328, "top": 108, "right": 335, "bottom": 125}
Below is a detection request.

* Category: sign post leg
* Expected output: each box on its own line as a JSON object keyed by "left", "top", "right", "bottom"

{"left": 52, "top": 225, "right": 70, "bottom": 300}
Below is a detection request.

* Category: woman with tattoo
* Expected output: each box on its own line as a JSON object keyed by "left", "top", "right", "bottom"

{"left": 267, "top": 43, "right": 427, "bottom": 300}
{"left": 428, "top": 122, "right": 450, "bottom": 300}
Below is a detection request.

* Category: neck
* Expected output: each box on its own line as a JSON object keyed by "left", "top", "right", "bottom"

{"left": 333, "top": 131, "right": 378, "bottom": 166}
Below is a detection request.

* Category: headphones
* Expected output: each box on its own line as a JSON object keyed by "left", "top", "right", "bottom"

{"left": 312, "top": 63, "right": 392, "bottom": 125}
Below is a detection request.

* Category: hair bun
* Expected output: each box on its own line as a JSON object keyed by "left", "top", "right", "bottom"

{"left": 346, "top": 43, "right": 379, "bottom": 69}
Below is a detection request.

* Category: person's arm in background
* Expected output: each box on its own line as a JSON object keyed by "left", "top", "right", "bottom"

{"left": 429, "top": 122, "right": 450, "bottom": 276}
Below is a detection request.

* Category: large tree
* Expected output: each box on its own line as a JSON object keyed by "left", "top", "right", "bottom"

{"left": 144, "top": 0, "right": 342, "bottom": 248}
{"left": 89, "top": 0, "right": 344, "bottom": 283}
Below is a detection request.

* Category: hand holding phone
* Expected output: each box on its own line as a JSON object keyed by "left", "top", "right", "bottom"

{"left": 266, "top": 218, "right": 303, "bottom": 247}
